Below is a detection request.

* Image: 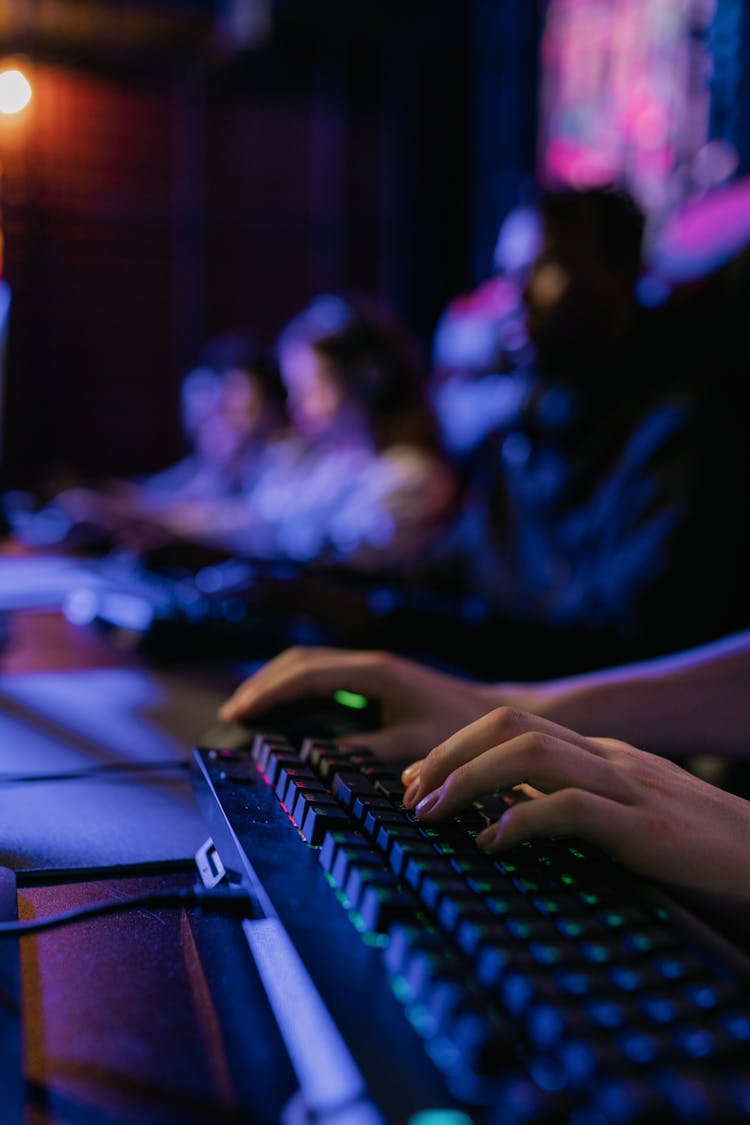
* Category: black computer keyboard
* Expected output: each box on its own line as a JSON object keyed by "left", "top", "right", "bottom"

{"left": 192, "top": 727, "right": 750, "bottom": 1124}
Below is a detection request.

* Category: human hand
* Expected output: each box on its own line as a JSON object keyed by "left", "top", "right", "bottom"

{"left": 402, "top": 707, "right": 750, "bottom": 897}
{"left": 55, "top": 484, "right": 150, "bottom": 531}
{"left": 218, "top": 646, "right": 499, "bottom": 761}
{"left": 54, "top": 486, "right": 120, "bottom": 527}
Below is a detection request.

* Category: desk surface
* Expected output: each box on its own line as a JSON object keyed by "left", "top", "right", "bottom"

{"left": 1, "top": 589, "right": 249, "bottom": 873}
{"left": 0, "top": 547, "right": 278, "bottom": 1123}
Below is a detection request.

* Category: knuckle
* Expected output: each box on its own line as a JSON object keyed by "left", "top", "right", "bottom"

{"left": 621, "top": 756, "right": 668, "bottom": 797}
{"left": 419, "top": 741, "right": 450, "bottom": 786}
{"left": 613, "top": 773, "right": 639, "bottom": 804}
{"left": 428, "top": 737, "right": 452, "bottom": 766}
{"left": 488, "top": 706, "right": 527, "bottom": 741}
{"left": 556, "top": 787, "right": 592, "bottom": 819}
{"left": 594, "top": 736, "right": 631, "bottom": 755}
{"left": 514, "top": 730, "right": 551, "bottom": 765}
{"left": 368, "top": 650, "right": 396, "bottom": 673}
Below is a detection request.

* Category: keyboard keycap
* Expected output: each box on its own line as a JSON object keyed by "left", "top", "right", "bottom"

{"left": 344, "top": 866, "right": 395, "bottom": 912}
{"left": 288, "top": 779, "right": 328, "bottom": 823}
{"left": 383, "top": 923, "right": 442, "bottom": 977}
{"left": 437, "top": 895, "right": 490, "bottom": 936}
{"left": 318, "top": 830, "right": 366, "bottom": 872}
{"left": 300, "top": 801, "right": 350, "bottom": 846}
{"left": 265, "top": 751, "right": 301, "bottom": 788}
{"left": 331, "top": 843, "right": 378, "bottom": 890}
{"left": 359, "top": 885, "right": 415, "bottom": 934}
{"left": 447, "top": 1006, "right": 510, "bottom": 1076}
{"left": 276, "top": 766, "right": 316, "bottom": 805}
{"left": 332, "top": 772, "right": 381, "bottom": 809}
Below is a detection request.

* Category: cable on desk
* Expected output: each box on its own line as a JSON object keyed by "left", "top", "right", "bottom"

{"left": 0, "top": 885, "right": 256, "bottom": 936}
{"left": 0, "top": 760, "right": 192, "bottom": 786}
{"left": 17, "top": 858, "right": 198, "bottom": 886}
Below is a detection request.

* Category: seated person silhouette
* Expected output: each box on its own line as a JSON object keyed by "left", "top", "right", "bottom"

{"left": 7, "top": 331, "right": 287, "bottom": 556}
{"left": 141, "top": 333, "right": 287, "bottom": 505}
{"left": 429, "top": 202, "right": 541, "bottom": 461}
{"left": 156, "top": 291, "right": 458, "bottom": 580}
{"left": 432, "top": 183, "right": 750, "bottom": 675}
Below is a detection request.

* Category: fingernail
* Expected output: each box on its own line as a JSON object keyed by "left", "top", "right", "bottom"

{"left": 415, "top": 789, "right": 441, "bottom": 818}
{"left": 402, "top": 779, "right": 421, "bottom": 808}
{"left": 401, "top": 761, "right": 422, "bottom": 784}
{"left": 218, "top": 704, "right": 233, "bottom": 720}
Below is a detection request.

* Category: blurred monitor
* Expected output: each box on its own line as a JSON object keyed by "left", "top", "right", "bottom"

{"left": 537, "top": 0, "right": 735, "bottom": 232}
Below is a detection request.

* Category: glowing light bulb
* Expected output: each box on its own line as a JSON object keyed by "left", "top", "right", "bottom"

{"left": 0, "top": 69, "right": 32, "bottom": 115}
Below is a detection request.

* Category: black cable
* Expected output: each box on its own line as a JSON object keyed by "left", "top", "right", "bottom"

{"left": 0, "top": 760, "right": 192, "bottom": 786}
{"left": 17, "top": 858, "right": 198, "bottom": 887}
{"left": 1, "top": 885, "right": 256, "bottom": 936}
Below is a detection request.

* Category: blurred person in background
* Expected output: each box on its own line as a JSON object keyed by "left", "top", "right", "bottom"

{"left": 159, "top": 291, "right": 458, "bottom": 580}
{"left": 140, "top": 332, "right": 288, "bottom": 506}
{"left": 431, "top": 183, "right": 750, "bottom": 676}
{"left": 429, "top": 202, "right": 541, "bottom": 463}
{"left": 4, "top": 331, "right": 288, "bottom": 554}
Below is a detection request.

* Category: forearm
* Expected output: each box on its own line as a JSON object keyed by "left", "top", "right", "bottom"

{"left": 493, "top": 630, "right": 750, "bottom": 757}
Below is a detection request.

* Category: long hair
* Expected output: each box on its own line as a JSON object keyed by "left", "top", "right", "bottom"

{"left": 276, "top": 291, "right": 441, "bottom": 451}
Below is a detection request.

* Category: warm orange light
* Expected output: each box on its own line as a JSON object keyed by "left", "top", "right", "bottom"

{"left": 0, "top": 69, "right": 32, "bottom": 115}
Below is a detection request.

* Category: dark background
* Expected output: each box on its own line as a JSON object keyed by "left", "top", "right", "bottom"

{"left": 2, "top": 0, "right": 749, "bottom": 493}
{"left": 0, "top": 1, "right": 541, "bottom": 487}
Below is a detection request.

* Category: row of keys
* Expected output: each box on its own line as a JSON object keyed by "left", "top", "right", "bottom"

{"left": 227, "top": 731, "right": 750, "bottom": 1120}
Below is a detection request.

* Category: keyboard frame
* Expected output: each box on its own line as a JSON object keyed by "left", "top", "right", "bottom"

{"left": 192, "top": 736, "right": 750, "bottom": 1124}
{"left": 192, "top": 743, "right": 466, "bottom": 1124}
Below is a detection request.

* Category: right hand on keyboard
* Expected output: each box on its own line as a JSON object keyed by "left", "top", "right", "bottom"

{"left": 217, "top": 645, "right": 502, "bottom": 762}
{"left": 403, "top": 705, "right": 750, "bottom": 899}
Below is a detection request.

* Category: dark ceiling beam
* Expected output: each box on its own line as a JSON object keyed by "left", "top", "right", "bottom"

{"left": 0, "top": 1, "right": 466, "bottom": 64}
{"left": 0, "top": 0, "right": 217, "bottom": 67}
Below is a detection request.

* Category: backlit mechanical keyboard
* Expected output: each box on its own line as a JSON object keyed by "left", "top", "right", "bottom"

{"left": 192, "top": 730, "right": 750, "bottom": 1124}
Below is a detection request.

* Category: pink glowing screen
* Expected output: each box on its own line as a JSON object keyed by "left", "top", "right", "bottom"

{"left": 538, "top": 0, "right": 723, "bottom": 220}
